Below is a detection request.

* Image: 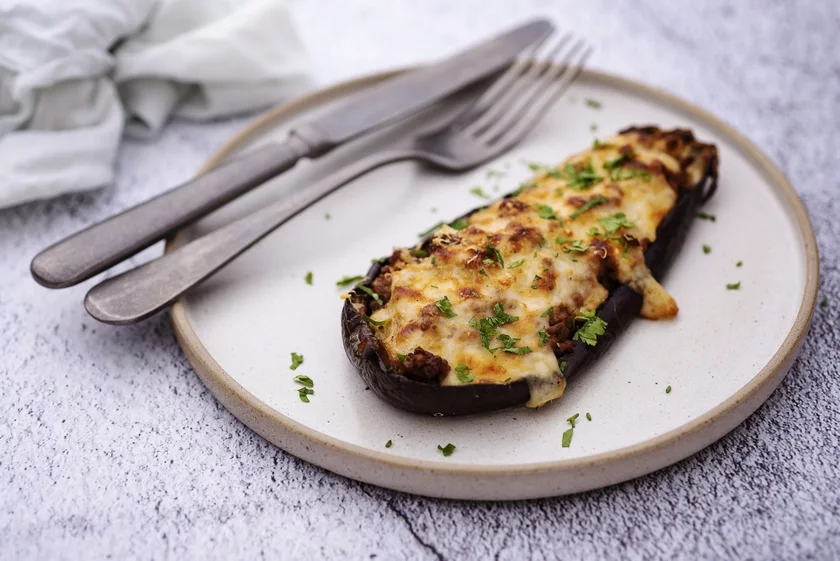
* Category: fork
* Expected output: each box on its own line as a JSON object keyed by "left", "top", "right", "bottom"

{"left": 84, "top": 32, "right": 593, "bottom": 324}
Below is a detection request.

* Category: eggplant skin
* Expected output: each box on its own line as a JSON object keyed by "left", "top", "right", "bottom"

{"left": 341, "top": 127, "right": 719, "bottom": 416}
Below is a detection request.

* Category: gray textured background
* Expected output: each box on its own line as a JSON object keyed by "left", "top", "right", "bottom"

{"left": 2, "top": 1, "right": 839, "bottom": 559}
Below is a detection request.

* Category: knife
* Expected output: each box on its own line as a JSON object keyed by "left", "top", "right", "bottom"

{"left": 30, "top": 19, "right": 552, "bottom": 289}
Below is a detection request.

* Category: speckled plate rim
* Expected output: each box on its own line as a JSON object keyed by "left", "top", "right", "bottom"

{"left": 167, "top": 68, "right": 819, "bottom": 500}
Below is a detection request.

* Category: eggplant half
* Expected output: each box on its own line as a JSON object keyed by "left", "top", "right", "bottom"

{"left": 342, "top": 126, "right": 719, "bottom": 416}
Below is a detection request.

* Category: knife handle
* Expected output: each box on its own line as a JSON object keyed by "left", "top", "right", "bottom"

{"left": 30, "top": 134, "right": 313, "bottom": 288}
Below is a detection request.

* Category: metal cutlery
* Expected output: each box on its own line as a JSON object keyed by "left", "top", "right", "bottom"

{"left": 84, "top": 32, "right": 593, "bottom": 324}
{"left": 30, "top": 19, "right": 552, "bottom": 289}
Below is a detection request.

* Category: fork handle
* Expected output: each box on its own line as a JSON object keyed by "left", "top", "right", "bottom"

{"left": 83, "top": 149, "right": 410, "bottom": 325}
{"left": 30, "top": 135, "right": 313, "bottom": 289}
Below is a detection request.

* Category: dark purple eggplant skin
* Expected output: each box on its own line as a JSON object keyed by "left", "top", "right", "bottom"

{"left": 341, "top": 143, "right": 719, "bottom": 416}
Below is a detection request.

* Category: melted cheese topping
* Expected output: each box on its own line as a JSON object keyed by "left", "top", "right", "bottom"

{"left": 365, "top": 130, "right": 710, "bottom": 407}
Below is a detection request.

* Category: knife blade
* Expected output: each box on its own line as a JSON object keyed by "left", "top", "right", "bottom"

{"left": 31, "top": 19, "right": 553, "bottom": 289}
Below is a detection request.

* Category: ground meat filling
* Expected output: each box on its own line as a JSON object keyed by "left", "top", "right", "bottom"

{"left": 546, "top": 306, "right": 574, "bottom": 353}
{"left": 402, "top": 347, "right": 450, "bottom": 383}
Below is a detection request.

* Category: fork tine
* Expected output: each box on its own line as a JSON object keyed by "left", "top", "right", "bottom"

{"left": 489, "top": 44, "right": 593, "bottom": 149}
{"left": 459, "top": 33, "right": 574, "bottom": 136}
{"left": 475, "top": 37, "right": 588, "bottom": 143}
{"left": 440, "top": 31, "right": 556, "bottom": 131}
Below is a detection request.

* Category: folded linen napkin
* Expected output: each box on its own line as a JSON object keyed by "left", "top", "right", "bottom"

{"left": 0, "top": 0, "right": 310, "bottom": 208}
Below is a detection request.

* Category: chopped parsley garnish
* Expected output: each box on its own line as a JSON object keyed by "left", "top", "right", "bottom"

{"left": 567, "top": 413, "right": 580, "bottom": 428}
{"left": 584, "top": 98, "right": 602, "bottom": 109}
{"left": 496, "top": 333, "right": 532, "bottom": 355}
{"left": 418, "top": 221, "right": 445, "bottom": 237}
{"left": 396, "top": 353, "right": 406, "bottom": 362}
{"left": 565, "top": 161, "right": 603, "bottom": 190}
{"left": 290, "top": 352, "right": 304, "bottom": 370}
{"left": 371, "top": 256, "right": 388, "bottom": 265}
{"left": 479, "top": 268, "right": 488, "bottom": 276}
{"left": 450, "top": 217, "right": 469, "bottom": 230}
{"left": 562, "top": 427, "right": 574, "bottom": 448}
{"left": 560, "top": 361, "right": 567, "bottom": 372}
{"left": 293, "top": 374, "right": 313, "bottom": 388}
{"left": 598, "top": 212, "right": 635, "bottom": 233}
{"left": 695, "top": 212, "right": 717, "bottom": 222}
{"left": 486, "top": 169, "right": 505, "bottom": 178}
{"left": 703, "top": 244, "right": 712, "bottom": 254}
{"left": 737, "top": 260, "right": 743, "bottom": 267}
{"left": 470, "top": 186, "right": 490, "bottom": 199}
{"left": 385, "top": 440, "right": 393, "bottom": 448}
{"left": 431, "top": 256, "right": 437, "bottom": 265}
{"left": 726, "top": 282, "right": 741, "bottom": 290}
{"left": 469, "top": 303, "right": 520, "bottom": 353}
{"left": 304, "top": 271, "right": 313, "bottom": 285}
{"left": 484, "top": 242, "right": 505, "bottom": 269}
{"left": 435, "top": 296, "right": 457, "bottom": 318}
{"left": 409, "top": 248, "right": 429, "bottom": 258}
{"left": 438, "top": 443, "right": 456, "bottom": 457}
{"left": 563, "top": 240, "right": 589, "bottom": 253}
{"left": 366, "top": 315, "right": 388, "bottom": 327}
{"left": 325, "top": 213, "right": 331, "bottom": 220}
{"left": 570, "top": 195, "right": 608, "bottom": 220}
{"left": 821, "top": 296, "right": 829, "bottom": 309}
{"left": 573, "top": 308, "right": 607, "bottom": 346}
{"left": 535, "top": 203, "right": 561, "bottom": 220}
{"left": 589, "top": 226, "right": 602, "bottom": 237}
{"left": 297, "top": 387, "right": 314, "bottom": 403}
{"left": 357, "top": 285, "right": 383, "bottom": 305}
{"left": 666, "top": 385, "right": 672, "bottom": 394}
{"left": 336, "top": 275, "right": 364, "bottom": 287}
{"left": 455, "top": 364, "right": 474, "bottom": 383}
{"left": 509, "top": 259, "right": 526, "bottom": 269}
{"left": 586, "top": 412, "right": 592, "bottom": 421}
{"left": 538, "top": 329, "right": 550, "bottom": 346}
{"left": 541, "top": 306, "right": 554, "bottom": 318}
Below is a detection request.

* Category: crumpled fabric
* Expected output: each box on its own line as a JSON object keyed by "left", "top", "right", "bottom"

{"left": 0, "top": 0, "right": 311, "bottom": 208}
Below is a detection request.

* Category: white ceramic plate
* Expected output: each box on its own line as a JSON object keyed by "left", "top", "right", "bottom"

{"left": 169, "top": 69, "right": 818, "bottom": 500}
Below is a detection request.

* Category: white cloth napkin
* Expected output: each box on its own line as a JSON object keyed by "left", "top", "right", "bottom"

{"left": 0, "top": 0, "right": 310, "bottom": 208}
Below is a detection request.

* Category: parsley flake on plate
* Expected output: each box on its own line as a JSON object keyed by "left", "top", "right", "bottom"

{"left": 562, "top": 428, "right": 574, "bottom": 448}
{"left": 703, "top": 244, "right": 712, "bottom": 254}
{"left": 438, "top": 443, "right": 456, "bottom": 457}
{"left": 586, "top": 412, "right": 592, "bottom": 421}
{"left": 385, "top": 440, "right": 393, "bottom": 448}
{"left": 726, "top": 282, "right": 741, "bottom": 290}
{"left": 297, "top": 387, "right": 314, "bottom": 403}
{"left": 584, "top": 98, "right": 602, "bottom": 109}
{"left": 470, "top": 186, "right": 490, "bottom": 199}
{"left": 293, "top": 374, "right": 313, "bottom": 388}
{"left": 304, "top": 271, "right": 313, "bottom": 285}
{"left": 290, "top": 352, "right": 304, "bottom": 370}
{"left": 666, "top": 385, "right": 672, "bottom": 394}
{"left": 538, "top": 329, "right": 550, "bottom": 346}
{"left": 567, "top": 413, "right": 580, "bottom": 428}
{"left": 695, "top": 212, "right": 716, "bottom": 222}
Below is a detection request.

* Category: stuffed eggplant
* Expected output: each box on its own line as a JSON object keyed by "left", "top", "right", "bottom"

{"left": 342, "top": 126, "right": 719, "bottom": 416}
